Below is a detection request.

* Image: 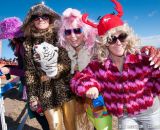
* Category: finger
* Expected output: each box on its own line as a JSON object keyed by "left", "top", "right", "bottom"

{"left": 88, "top": 91, "right": 93, "bottom": 99}
{"left": 91, "top": 91, "right": 96, "bottom": 99}
{"left": 90, "top": 93, "right": 95, "bottom": 99}
{"left": 92, "top": 93, "right": 96, "bottom": 99}
{"left": 154, "top": 59, "right": 160, "bottom": 69}
{"left": 34, "top": 57, "right": 40, "bottom": 61}
{"left": 140, "top": 46, "right": 152, "bottom": 54}
{"left": 145, "top": 50, "right": 149, "bottom": 55}
{"left": 89, "top": 94, "right": 93, "bottom": 99}
{"left": 33, "top": 54, "right": 40, "bottom": 59}
{"left": 95, "top": 92, "right": 99, "bottom": 99}
{"left": 148, "top": 47, "right": 156, "bottom": 61}
{"left": 154, "top": 60, "right": 160, "bottom": 69}
{"left": 152, "top": 49, "right": 160, "bottom": 65}
{"left": 36, "top": 54, "right": 40, "bottom": 58}
{"left": 152, "top": 57, "right": 158, "bottom": 68}
{"left": 156, "top": 58, "right": 160, "bottom": 68}
{"left": 86, "top": 91, "right": 92, "bottom": 99}
{"left": 86, "top": 90, "right": 90, "bottom": 96}
{"left": 93, "top": 92, "right": 98, "bottom": 99}
{"left": 33, "top": 52, "right": 39, "bottom": 57}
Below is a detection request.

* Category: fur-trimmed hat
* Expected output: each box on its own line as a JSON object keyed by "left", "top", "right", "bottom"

{"left": 82, "top": 0, "right": 124, "bottom": 36}
{"left": 22, "top": 2, "right": 60, "bottom": 30}
{"left": 0, "top": 17, "right": 23, "bottom": 39}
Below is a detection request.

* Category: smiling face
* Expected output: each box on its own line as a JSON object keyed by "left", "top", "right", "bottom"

{"left": 107, "top": 31, "right": 128, "bottom": 57}
{"left": 33, "top": 15, "right": 50, "bottom": 30}
{"left": 64, "top": 20, "right": 84, "bottom": 49}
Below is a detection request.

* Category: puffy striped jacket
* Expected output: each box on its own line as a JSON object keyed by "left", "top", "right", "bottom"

{"left": 71, "top": 54, "right": 160, "bottom": 117}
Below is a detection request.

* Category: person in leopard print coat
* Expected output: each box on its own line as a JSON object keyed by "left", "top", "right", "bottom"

{"left": 22, "top": 2, "right": 76, "bottom": 130}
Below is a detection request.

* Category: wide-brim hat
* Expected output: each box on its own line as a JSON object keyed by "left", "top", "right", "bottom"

{"left": 0, "top": 17, "right": 23, "bottom": 39}
{"left": 22, "top": 2, "right": 60, "bottom": 30}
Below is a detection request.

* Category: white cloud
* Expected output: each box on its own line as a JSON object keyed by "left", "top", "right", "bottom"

{"left": 148, "top": 10, "right": 158, "bottom": 17}
{"left": 141, "top": 35, "right": 160, "bottom": 47}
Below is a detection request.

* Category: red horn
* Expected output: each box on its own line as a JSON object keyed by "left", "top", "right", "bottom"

{"left": 82, "top": 13, "right": 97, "bottom": 28}
{"left": 111, "top": 0, "right": 123, "bottom": 17}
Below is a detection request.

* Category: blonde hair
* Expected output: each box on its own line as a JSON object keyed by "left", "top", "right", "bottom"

{"left": 97, "top": 23, "right": 141, "bottom": 62}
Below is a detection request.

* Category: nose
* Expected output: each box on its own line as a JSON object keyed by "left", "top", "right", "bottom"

{"left": 38, "top": 17, "right": 43, "bottom": 21}
{"left": 71, "top": 32, "right": 75, "bottom": 37}
{"left": 70, "top": 32, "right": 77, "bottom": 39}
{"left": 116, "top": 39, "right": 122, "bottom": 45}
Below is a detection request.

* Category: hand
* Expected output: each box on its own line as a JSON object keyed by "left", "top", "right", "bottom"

{"left": 0, "top": 67, "right": 10, "bottom": 75}
{"left": 86, "top": 87, "right": 99, "bottom": 99}
{"left": 29, "top": 100, "right": 38, "bottom": 111}
{"left": 33, "top": 52, "right": 40, "bottom": 62}
{"left": 41, "top": 75, "right": 50, "bottom": 81}
{"left": 141, "top": 46, "right": 160, "bottom": 69}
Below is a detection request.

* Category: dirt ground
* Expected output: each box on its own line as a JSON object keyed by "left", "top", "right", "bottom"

{"left": 2, "top": 87, "right": 42, "bottom": 130}
{"left": 1, "top": 79, "right": 118, "bottom": 130}
{"left": 1, "top": 74, "right": 42, "bottom": 130}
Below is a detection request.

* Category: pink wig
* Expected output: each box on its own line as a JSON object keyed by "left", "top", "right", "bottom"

{"left": 58, "top": 8, "right": 97, "bottom": 51}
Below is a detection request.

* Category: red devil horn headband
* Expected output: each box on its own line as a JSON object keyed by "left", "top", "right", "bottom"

{"left": 82, "top": 0, "right": 123, "bottom": 28}
{"left": 82, "top": 14, "right": 97, "bottom": 28}
{"left": 111, "top": 0, "right": 123, "bottom": 17}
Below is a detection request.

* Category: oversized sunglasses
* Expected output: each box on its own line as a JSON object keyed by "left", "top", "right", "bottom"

{"left": 64, "top": 28, "right": 82, "bottom": 36}
{"left": 107, "top": 33, "right": 128, "bottom": 45}
{"left": 31, "top": 14, "right": 50, "bottom": 21}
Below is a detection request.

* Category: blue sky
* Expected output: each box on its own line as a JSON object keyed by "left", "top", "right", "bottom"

{"left": 0, "top": 0, "right": 160, "bottom": 59}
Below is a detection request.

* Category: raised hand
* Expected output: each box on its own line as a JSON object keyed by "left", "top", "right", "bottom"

{"left": 141, "top": 46, "right": 160, "bottom": 69}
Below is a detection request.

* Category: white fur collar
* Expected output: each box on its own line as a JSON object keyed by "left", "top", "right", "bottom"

{"left": 67, "top": 45, "right": 92, "bottom": 74}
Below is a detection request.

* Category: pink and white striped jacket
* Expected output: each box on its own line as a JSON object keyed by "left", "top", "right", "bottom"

{"left": 71, "top": 54, "right": 160, "bottom": 117}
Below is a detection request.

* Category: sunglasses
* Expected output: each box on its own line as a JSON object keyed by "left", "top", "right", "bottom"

{"left": 107, "top": 33, "right": 128, "bottom": 45}
{"left": 64, "top": 28, "right": 82, "bottom": 36}
{"left": 31, "top": 14, "right": 50, "bottom": 21}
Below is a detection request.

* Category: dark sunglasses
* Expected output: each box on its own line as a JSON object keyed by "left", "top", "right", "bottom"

{"left": 64, "top": 28, "right": 82, "bottom": 36}
{"left": 107, "top": 33, "right": 128, "bottom": 45}
{"left": 31, "top": 14, "right": 50, "bottom": 21}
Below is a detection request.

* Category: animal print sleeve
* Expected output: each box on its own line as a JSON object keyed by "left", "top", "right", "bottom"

{"left": 55, "top": 47, "right": 72, "bottom": 79}
{"left": 23, "top": 42, "right": 39, "bottom": 100}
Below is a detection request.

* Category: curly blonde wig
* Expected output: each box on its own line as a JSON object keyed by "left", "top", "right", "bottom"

{"left": 97, "top": 23, "right": 141, "bottom": 62}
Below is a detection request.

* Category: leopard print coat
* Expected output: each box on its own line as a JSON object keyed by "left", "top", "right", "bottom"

{"left": 23, "top": 27, "right": 74, "bottom": 111}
